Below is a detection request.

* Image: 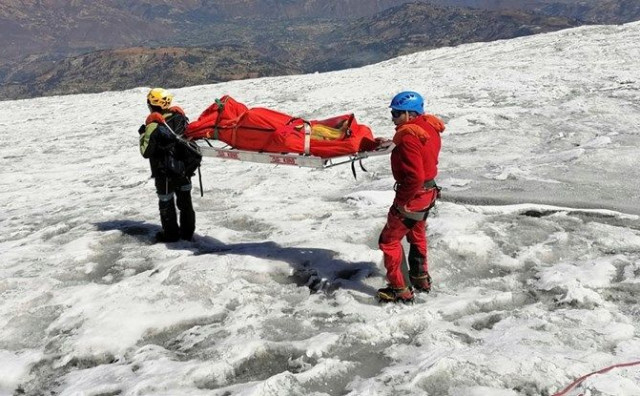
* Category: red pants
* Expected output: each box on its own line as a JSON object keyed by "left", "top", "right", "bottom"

{"left": 378, "top": 206, "right": 429, "bottom": 288}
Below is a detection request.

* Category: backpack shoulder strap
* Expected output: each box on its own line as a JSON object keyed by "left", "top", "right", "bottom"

{"left": 168, "top": 106, "right": 186, "bottom": 116}
{"left": 145, "top": 112, "right": 165, "bottom": 126}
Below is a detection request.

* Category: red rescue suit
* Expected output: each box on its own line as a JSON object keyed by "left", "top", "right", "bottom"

{"left": 378, "top": 114, "right": 445, "bottom": 289}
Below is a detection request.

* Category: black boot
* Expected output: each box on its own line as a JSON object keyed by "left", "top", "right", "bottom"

{"left": 157, "top": 198, "right": 179, "bottom": 242}
{"left": 410, "top": 273, "right": 432, "bottom": 293}
{"left": 408, "top": 245, "right": 431, "bottom": 293}
{"left": 376, "top": 286, "right": 414, "bottom": 303}
{"left": 176, "top": 190, "right": 195, "bottom": 241}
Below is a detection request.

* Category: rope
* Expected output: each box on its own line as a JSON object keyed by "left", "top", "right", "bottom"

{"left": 552, "top": 360, "right": 640, "bottom": 396}
{"left": 197, "top": 166, "right": 203, "bottom": 197}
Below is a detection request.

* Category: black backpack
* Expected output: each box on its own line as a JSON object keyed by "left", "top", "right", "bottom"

{"left": 173, "top": 138, "right": 202, "bottom": 177}
{"left": 165, "top": 113, "right": 202, "bottom": 178}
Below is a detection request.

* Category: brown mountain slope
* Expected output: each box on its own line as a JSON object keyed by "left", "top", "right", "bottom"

{"left": 0, "top": 46, "right": 302, "bottom": 98}
{"left": 0, "top": 3, "right": 581, "bottom": 99}
{"left": 2, "top": 0, "right": 637, "bottom": 65}
{"left": 421, "top": 0, "right": 640, "bottom": 23}
{"left": 538, "top": 0, "right": 640, "bottom": 24}
{"left": 0, "top": 0, "right": 412, "bottom": 61}
{"left": 310, "top": 4, "right": 580, "bottom": 71}
{"left": 0, "top": 1, "right": 170, "bottom": 60}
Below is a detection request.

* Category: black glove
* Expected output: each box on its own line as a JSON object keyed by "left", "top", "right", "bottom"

{"left": 138, "top": 124, "right": 146, "bottom": 135}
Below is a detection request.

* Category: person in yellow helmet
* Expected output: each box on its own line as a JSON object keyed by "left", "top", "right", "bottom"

{"left": 138, "top": 88, "right": 196, "bottom": 242}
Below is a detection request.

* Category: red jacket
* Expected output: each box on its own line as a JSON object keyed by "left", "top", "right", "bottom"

{"left": 391, "top": 114, "right": 445, "bottom": 210}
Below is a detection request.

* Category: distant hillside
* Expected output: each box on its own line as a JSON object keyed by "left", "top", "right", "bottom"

{"left": 0, "top": 2, "right": 581, "bottom": 99}
{"left": 537, "top": 0, "right": 640, "bottom": 24}
{"left": 0, "top": 1, "right": 167, "bottom": 60}
{"left": 0, "top": 0, "right": 412, "bottom": 61}
{"left": 310, "top": 4, "right": 580, "bottom": 71}
{"left": 0, "top": 47, "right": 303, "bottom": 99}
{"left": 426, "top": 0, "right": 640, "bottom": 23}
{"left": 1, "top": 0, "right": 637, "bottom": 63}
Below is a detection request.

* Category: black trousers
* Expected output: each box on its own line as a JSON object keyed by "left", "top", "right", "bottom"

{"left": 154, "top": 174, "right": 196, "bottom": 240}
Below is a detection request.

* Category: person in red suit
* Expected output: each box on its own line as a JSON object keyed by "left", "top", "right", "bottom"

{"left": 377, "top": 91, "right": 445, "bottom": 303}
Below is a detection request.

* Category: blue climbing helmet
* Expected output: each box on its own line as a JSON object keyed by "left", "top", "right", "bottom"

{"left": 389, "top": 91, "right": 424, "bottom": 114}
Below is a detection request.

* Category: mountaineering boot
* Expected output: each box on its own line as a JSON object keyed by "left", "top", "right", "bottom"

{"left": 408, "top": 245, "right": 430, "bottom": 293}
{"left": 376, "top": 286, "right": 414, "bottom": 303}
{"left": 410, "top": 273, "right": 432, "bottom": 294}
{"left": 157, "top": 198, "right": 180, "bottom": 243}
{"left": 176, "top": 189, "right": 195, "bottom": 241}
{"left": 155, "top": 231, "right": 180, "bottom": 243}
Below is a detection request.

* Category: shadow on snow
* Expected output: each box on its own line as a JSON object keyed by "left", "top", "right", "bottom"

{"left": 94, "top": 219, "right": 380, "bottom": 297}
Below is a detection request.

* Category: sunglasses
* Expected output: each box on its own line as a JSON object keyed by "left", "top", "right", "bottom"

{"left": 391, "top": 110, "right": 405, "bottom": 118}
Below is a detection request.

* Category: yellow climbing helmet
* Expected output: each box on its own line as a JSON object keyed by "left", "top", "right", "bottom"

{"left": 147, "top": 88, "right": 173, "bottom": 109}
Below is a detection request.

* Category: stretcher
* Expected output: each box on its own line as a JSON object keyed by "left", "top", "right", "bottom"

{"left": 196, "top": 138, "right": 394, "bottom": 169}
{"left": 184, "top": 95, "right": 394, "bottom": 175}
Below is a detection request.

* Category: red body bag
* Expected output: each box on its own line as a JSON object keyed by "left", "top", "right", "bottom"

{"left": 184, "top": 95, "right": 376, "bottom": 158}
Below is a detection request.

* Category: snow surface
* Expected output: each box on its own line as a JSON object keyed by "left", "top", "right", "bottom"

{"left": 1, "top": 22, "right": 640, "bottom": 396}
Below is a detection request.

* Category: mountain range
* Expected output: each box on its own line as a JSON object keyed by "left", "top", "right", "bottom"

{"left": 1, "top": 0, "right": 638, "bottom": 99}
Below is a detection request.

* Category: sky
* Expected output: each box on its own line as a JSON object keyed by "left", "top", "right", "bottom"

{"left": 1, "top": 21, "right": 639, "bottom": 396}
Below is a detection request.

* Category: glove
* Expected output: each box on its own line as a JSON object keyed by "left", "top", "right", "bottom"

{"left": 138, "top": 124, "right": 146, "bottom": 135}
